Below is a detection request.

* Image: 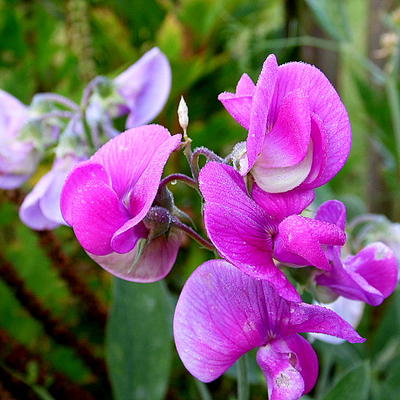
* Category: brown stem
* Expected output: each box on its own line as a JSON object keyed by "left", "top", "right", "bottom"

{"left": 0, "top": 253, "right": 109, "bottom": 386}
{"left": 37, "top": 230, "right": 108, "bottom": 329}
{"left": 0, "top": 328, "right": 96, "bottom": 400}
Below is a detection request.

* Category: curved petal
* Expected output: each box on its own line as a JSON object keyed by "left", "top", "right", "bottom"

{"left": 275, "top": 215, "right": 346, "bottom": 270}
{"left": 301, "top": 113, "right": 328, "bottom": 187}
{"left": 218, "top": 74, "right": 255, "bottom": 129}
{"left": 60, "top": 162, "right": 130, "bottom": 255}
{"left": 257, "top": 90, "right": 311, "bottom": 168}
{"left": 310, "top": 298, "right": 365, "bottom": 344}
{"left": 257, "top": 335, "right": 318, "bottom": 400}
{"left": 174, "top": 260, "right": 283, "bottom": 382}
{"left": 0, "top": 89, "right": 28, "bottom": 139}
{"left": 269, "top": 62, "right": 351, "bottom": 185}
{"left": 61, "top": 161, "right": 110, "bottom": 225}
{"left": 252, "top": 142, "right": 313, "bottom": 193}
{"left": 89, "top": 226, "right": 181, "bottom": 282}
{"left": 111, "top": 131, "right": 181, "bottom": 242}
{"left": 115, "top": 47, "right": 172, "bottom": 127}
{"left": 92, "top": 125, "right": 180, "bottom": 213}
{"left": 284, "top": 302, "right": 365, "bottom": 343}
{"left": 317, "top": 242, "right": 398, "bottom": 305}
{"left": 252, "top": 185, "right": 314, "bottom": 222}
{"left": 199, "top": 162, "right": 300, "bottom": 301}
{"left": 19, "top": 171, "right": 60, "bottom": 230}
{"left": 315, "top": 199, "right": 347, "bottom": 230}
{"left": 246, "top": 55, "right": 279, "bottom": 171}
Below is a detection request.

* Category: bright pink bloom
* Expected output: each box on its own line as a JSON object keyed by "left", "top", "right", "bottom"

{"left": 0, "top": 90, "right": 39, "bottom": 189}
{"left": 219, "top": 54, "right": 351, "bottom": 194}
{"left": 174, "top": 260, "right": 364, "bottom": 399}
{"left": 61, "top": 125, "right": 182, "bottom": 282}
{"left": 199, "top": 162, "right": 345, "bottom": 301}
{"left": 314, "top": 200, "right": 398, "bottom": 306}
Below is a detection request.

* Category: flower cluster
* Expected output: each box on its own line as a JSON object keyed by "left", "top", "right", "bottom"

{"left": 1, "top": 52, "right": 398, "bottom": 399}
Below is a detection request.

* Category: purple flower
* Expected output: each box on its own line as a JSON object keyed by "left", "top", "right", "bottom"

{"left": 19, "top": 154, "right": 81, "bottom": 230}
{"left": 0, "top": 90, "right": 40, "bottom": 189}
{"left": 219, "top": 54, "right": 351, "bottom": 195}
{"left": 114, "top": 48, "right": 171, "bottom": 128}
{"left": 313, "top": 200, "right": 398, "bottom": 306}
{"left": 199, "top": 161, "right": 345, "bottom": 301}
{"left": 60, "top": 125, "right": 182, "bottom": 282}
{"left": 174, "top": 260, "right": 364, "bottom": 399}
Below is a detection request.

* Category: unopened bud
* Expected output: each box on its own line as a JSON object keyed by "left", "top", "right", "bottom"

{"left": 178, "top": 96, "right": 189, "bottom": 138}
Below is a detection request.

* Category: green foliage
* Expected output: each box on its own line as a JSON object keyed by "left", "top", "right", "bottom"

{"left": 106, "top": 279, "right": 173, "bottom": 400}
{"left": 322, "top": 362, "right": 370, "bottom": 400}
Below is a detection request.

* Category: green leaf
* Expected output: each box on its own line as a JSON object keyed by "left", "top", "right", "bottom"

{"left": 322, "top": 362, "right": 370, "bottom": 400}
{"left": 106, "top": 278, "right": 173, "bottom": 400}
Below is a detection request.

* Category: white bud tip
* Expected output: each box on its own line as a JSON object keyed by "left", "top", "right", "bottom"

{"left": 178, "top": 96, "right": 189, "bottom": 131}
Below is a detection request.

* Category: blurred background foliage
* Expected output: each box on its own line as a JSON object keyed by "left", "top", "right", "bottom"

{"left": 1, "top": 0, "right": 400, "bottom": 399}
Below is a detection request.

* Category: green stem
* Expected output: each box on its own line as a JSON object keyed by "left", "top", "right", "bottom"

{"left": 82, "top": 112, "right": 96, "bottom": 153}
{"left": 237, "top": 355, "right": 249, "bottom": 400}
{"left": 194, "top": 379, "right": 213, "bottom": 400}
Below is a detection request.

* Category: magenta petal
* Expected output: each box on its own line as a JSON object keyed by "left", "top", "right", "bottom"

{"left": 90, "top": 228, "right": 181, "bottom": 282}
{"left": 315, "top": 200, "right": 347, "bottom": 230}
{"left": 61, "top": 161, "right": 110, "bottom": 225}
{"left": 218, "top": 74, "right": 255, "bottom": 129}
{"left": 92, "top": 125, "right": 179, "bottom": 199}
{"left": 301, "top": 114, "right": 328, "bottom": 187}
{"left": 257, "top": 335, "right": 318, "bottom": 400}
{"left": 252, "top": 185, "right": 314, "bottom": 222}
{"left": 114, "top": 47, "right": 171, "bottom": 128}
{"left": 60, "top": 162, "right": 130, "bottom": 255}
{"left": 284, "top": 302, "right": 365, "bottom": 343}
{"left": 275, "top": 215, "right": 346, "bottom": 270}
{"left": 199, "top": 162, "right": 300, "bottom": 301}
{"left": 257, "top": 90, "right": 311, "bottom": 168}
{"left": 270, "top": 62, "right": 351, "bottom": 184}
{"left": 174, "top": 260, "right": 275, "bottom": 382}
{"left": 317, "top": 242, "right": 398, "bottom": 305}
{"left": 246, "top": 55, "right": 279, "bottom": 171}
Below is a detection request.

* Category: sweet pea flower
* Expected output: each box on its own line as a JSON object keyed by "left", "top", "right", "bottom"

{"left": 60, "top": 125, "right": 182, "bottom": 282}
{"left": 199, "top": 161, "right": 345, "bottom": 301}
{"left": 19, "top": 153, "right": 81, "bottom": 230}
{"left": 219, "top": 54, "right": 351, "bottom": 195}
{"left": 174, "top": 260, "right": 365, "bottom": 400}
{"left": 114, "top": 47, "right": 171, "bottom": 128}
{"left": 0, "top": 90, "right": 40, "bottom": 189}
{"left": 313, "top": 200, "right": 398, "bottom": 306}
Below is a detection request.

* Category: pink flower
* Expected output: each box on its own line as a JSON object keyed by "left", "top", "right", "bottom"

{"left": 199, "top": 161, "right": 345, "bottom": 301}
{"left": 219, "top": 54, "right": 351, "bottom": 195}
{"left": 313, "top": 200, "right": 398, "bottom": 306}
{"left": 174, "top": 260, "right": 364, "bottom": 400}
{"left": 61, "top": 125, "right": 182, "bottom": 282}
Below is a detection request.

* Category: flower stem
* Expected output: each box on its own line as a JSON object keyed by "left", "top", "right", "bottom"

{"left": 171, "top": 217, "right": 215, "bottom": 251}
{"left": 191, "top": 146, "right": 224, "bottom": 179}
{"left": 34, "top": 93, "right": 80, "bottom": 111}
{"left": 194, "top": 379, "right": 213, "bottom": 400}
{"left": 237, "top": 354, "right": 249, "bottom": 400}
{"left": 35, "top": 110, "right": 75, "bottom": 121}
{"left": 159, "top": 173, "right": 198, "bottom": 189}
